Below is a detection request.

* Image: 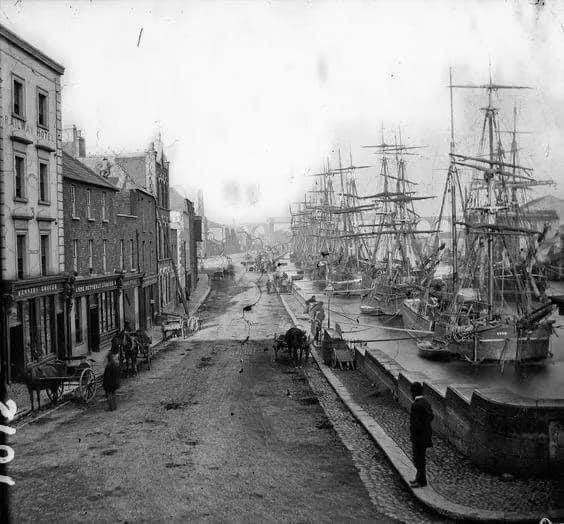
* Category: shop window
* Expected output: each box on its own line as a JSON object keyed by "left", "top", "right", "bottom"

{"left": 14, "top": 154, "right": 25, "bottom": 199}
{"left": 105, "top": 292, "right": 109, "bottom": 331}
{"left": 39, "top": 161, "right": 49, "bottom": 202}
{"left": 16, "top": 234, "right": 26, "bottom": 279}
{"left": 39, "top": 296, "right": 53, "bottom": 356}
{"left": 75, "top": 298, "right": 82, "bottom": 343}
{"left": 12, "top": 76, "right": 24, "bottom": 118}
{"left": 110, "top": 292, "right": 115, "bottom": 330}
{"left": 40, "top": 234, "right": 49, "bottom": 276}
{"left": 37, "top": 89, "right": 48, "bottom": 128}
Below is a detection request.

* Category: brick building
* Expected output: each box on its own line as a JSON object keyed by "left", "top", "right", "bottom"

{"left": 62, "top": 152, "right": 120, "bottom": 354}
{"left": 0, "top": 24, "right": 66, "bottom": 381}
{"left": 110, "top": 140, "right": 175, "bottom": 313}
{"left": 170, "top": 188, "right": 202, "bottom": 300}
{"left": 114, "top": 184, "right": 159, "bottom": 331}
{"left": 63, "top": 130, "right": 160, "bottom": 338}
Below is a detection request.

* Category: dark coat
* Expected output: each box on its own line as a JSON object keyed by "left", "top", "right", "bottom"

{"left": 410, "top": 397, "right": 434, "bottom": 448}
{"left": 103, "top": 359, "right": 121, "bottom": 393}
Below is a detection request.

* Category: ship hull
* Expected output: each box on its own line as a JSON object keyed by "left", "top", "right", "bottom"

{"left": 331, "top": 278, "right": 363, "bottom": 296}
{"left": 401, "top": 299, "right": 551, "bottom": 362}
{"left": 362, "top": 282, "right": 418, "bottom": 316}
{"left": 452, "top": 324, "right": 551, "bottom": 362}
{"left": 361, "top": 295, "right": 403, "bottom": 316}
{"left": 401, "top": 298, "right": 434, "bottom": 331}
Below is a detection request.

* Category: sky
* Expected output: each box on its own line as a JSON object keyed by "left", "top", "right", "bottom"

{"left": 2, "top": 0, "right": 564, "bottom": 223}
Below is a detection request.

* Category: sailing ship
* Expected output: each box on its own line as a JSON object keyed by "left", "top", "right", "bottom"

{"left": 402, "top": 71, "right": 555, "bottom": 362}
{"left": 342, "top": 133, "right": 435, "bottom": 316}
{"left": 290, "top": 154, "right": 372, "bottom": 295}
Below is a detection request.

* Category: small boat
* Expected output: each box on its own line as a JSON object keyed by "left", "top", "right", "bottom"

{"left": 417, "top": 340, "right": 454, "bottom": 360}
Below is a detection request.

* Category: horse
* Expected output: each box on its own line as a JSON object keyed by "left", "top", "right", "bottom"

{"left": 20, "top": 361, "right": 66, "bottom": 410}
{"left": 273, "top": 327, "right": 310, "bottom": 365}
{"left": 111, "top": 330, "right": 139, "bottom": 376}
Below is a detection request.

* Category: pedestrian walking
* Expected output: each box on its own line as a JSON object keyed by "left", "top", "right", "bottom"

{"left": 409, "top": 381, "right": 433, "bottom": 487}
{"left": 103, "top": 352, "right": 120, "bottom": 411}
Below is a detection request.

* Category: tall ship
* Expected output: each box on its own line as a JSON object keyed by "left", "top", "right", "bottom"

{"left": 291, "top": 155, "right": 372, "bottom": 295}
{"left": 348, "top": 135, "right": 435, "bottom": 316}
{"left": 402, "top": 72, "right": 555, "bottom": 363}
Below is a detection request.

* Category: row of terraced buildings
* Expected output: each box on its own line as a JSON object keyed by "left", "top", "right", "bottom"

{"left": 0, "top": 24, "right": 202, "bottom": 382}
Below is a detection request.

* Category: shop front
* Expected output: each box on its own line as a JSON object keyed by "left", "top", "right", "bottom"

{"left": 122, "top": 274, "right": 142, "bottom": 331}
{"left": 2, "top": 276, "right": 67, "bottom": 382}
{"left": 139, "top": 274, "right": 158, "bottom": 331}
{"left": 72, "top": 275, "right": 120, "bottom": 355}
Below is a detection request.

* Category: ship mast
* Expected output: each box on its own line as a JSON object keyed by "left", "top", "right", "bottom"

{"left": 449, "top": 68, "right": 531, "bottom": 318}
{"left": 449, "top": 67, "right": 459, "bottom": 291}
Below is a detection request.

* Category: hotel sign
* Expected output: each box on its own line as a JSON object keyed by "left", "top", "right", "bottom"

{"left": 5, "top": 116, "right": 55, "bottom": 143}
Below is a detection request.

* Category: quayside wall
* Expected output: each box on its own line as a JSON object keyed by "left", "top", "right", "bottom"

{"left": 290, "top": 282, "right": 564, "bottom": 476}
{"left": 356, "top": 347, "right": 564, "bottom": 477}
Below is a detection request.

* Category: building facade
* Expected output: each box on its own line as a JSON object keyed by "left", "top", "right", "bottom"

{"left": 114, "top": 140, "right": 175, "bottom": 314}
{"left": 62, "top": 152, "right": 120, "bottom": 355}
{"left": 0, "top": 24, "right": 66, "bottom": 380}
{"left": 64, "top": 130, "right": 160, "bottom": 340}
{"left": 119, "top": 187, "right": 159, "bottom": 331}
{"left": 169, "top": 188, "right": 202, "bottom": 300}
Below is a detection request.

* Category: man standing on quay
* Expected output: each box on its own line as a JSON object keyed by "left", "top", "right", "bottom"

{"left": 409, "top": 381, "right": 434, "bottom": 487}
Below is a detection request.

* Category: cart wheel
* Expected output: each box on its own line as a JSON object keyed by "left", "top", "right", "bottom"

{"left": 79, "top": 368, "right": 97, "bottom": 403}
{"left": 47, "top": 381, "right": 65, "bottom": 403}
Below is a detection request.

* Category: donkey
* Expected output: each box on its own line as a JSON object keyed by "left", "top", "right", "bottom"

{"left": 20, "top": 361, "right": 65, "bottom": 410}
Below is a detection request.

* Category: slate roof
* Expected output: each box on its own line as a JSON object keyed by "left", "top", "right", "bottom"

{"left": 63, "top": 151, "right": 117, "bottom": 190}
{"left": 114, "top": 156, "right": 146, "bottom": 188}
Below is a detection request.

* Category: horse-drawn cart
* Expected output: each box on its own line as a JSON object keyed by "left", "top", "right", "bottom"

{"left": 320, "top": 328, "right": 356, "bottom": 369}
{"left": 24, "top": 354, "right": 98, "bottom": 409}
{"left": 272, "top": 327, "right": 310, "bottom": 364}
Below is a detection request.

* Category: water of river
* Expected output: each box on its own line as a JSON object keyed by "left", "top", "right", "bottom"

{"left": 281, "top": 258, "right": 564, "bottom": 400}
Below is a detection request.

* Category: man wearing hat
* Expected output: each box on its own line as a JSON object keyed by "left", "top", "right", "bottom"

{"left": 409, "top": 381, "right": 434, "bottom": 487}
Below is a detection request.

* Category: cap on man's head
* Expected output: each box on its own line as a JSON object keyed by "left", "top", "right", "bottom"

{"left": 411, "top": 381, "right": 423, "bottom": 398}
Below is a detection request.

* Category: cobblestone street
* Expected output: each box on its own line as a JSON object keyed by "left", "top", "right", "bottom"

{"left": 9, "top": 267, "right": 446, "bottom": 523}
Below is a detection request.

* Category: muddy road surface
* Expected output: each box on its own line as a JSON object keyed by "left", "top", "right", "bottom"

{"left": 10, "top": 269, "right": 441, "bottom": 523}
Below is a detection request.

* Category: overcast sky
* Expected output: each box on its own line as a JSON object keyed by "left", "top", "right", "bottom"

{"left": 2, "top": 0, "right": 564, "bottom": 223}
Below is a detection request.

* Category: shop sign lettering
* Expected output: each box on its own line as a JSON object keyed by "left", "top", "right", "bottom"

{"left": 4, "top": 115, "right": 54, "bottom": 143}
{"left": 16, "top": 282, "right": 60, "bottom": 299}
{"left": 76, "top": 280, "right": 116, "bottom": 295}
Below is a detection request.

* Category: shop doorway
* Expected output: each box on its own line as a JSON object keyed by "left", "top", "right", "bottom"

{"left": 87, "top": 304, "right": 100, "bottom": 352}
{"left": 56, "top": 312, "right": 66, "bottom": 359}
{"left": 9, "top": 324, "right": 24, "bottom": 380}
